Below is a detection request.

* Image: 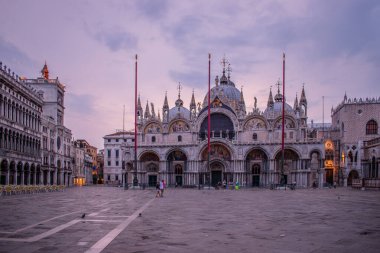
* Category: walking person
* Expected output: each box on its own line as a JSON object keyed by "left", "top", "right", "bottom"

{"left": 160, "top": 179, "right": 165, "bottom": 197}
{"left": 155, "top": 182, "right": 161, "bottom": 197}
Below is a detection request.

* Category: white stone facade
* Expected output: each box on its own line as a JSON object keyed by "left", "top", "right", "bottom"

{"left": 118, "top": 65, "right": 325, "bottom": 188}
{"left": 330, "top": 95, "right": 380, "bottom": 186}
{"left": 103, "top": 131, "right": 135, "bottom": 186}
{"left": 0, "top": 62, "right": 43, "bottom": 185}
{"left": 25, "top": 63, "right": 73, "bottom": 186}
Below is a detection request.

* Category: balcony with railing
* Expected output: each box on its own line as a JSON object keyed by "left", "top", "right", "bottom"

{"left": 364, "top": 137, "right": 380, "bottom": 147}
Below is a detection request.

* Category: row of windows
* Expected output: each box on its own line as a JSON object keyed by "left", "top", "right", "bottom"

{"left": 0, "top": 79, "right": 41, "bottom": 111}
{"left": 149, "top": 132, "right": 298, "bottom": 143}
{"left": 106, "top": 160, "right": 120, "bottom": 166}
{"left": 106, "top": 174, "right": 119, "bottom": 181}
{"left": 107, "top": 149, "right": 120, "bottom": 158}
{"left": 0, "top": 127, "right": 41, "bottom": 156}
{"left": 111, "top": 120, "right": 379, "bottom": 145}
{"left": 106, "top": 138, "right": 135, "bottom": 143}
{"left": 0, "top": 95, "right": 41, "bottom": 131}
{"left": 151, "top": 136, "right": 183, "bottom": 143}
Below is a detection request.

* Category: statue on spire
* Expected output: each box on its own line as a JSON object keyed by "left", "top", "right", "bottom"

{"left": 175, "top": 82, "right": 184, "bottom": 108}
{"left": 227, "top": 63, "right": 232, "bottom": 80}
{"left": 177, "top": 82, "right": 182, "bottom": 99}
{"left": 221, "top": 56, "right": 229, "bottom": 72}
{"left": 274, "top": 80, "right": 283, "bottom": 102}
{"left": 220, "top": 56, "right": 229, "bottom": 85}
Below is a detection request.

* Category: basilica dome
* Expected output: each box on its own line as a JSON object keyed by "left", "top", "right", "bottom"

{"left": 263, "top": 90, "right": 295, "bottom": 118}
{"left": 168, "top": 97, "right": 190, "bottom": 121}
{"left": 202, "top": 73, "right": 242, "bottom": 112}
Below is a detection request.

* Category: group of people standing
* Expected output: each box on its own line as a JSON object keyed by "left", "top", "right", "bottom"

{"left": 216, "top": 180, "right": 240, "bottom": 190}
{"left": 156, "top": 180, "right": 165, "bottom": 197}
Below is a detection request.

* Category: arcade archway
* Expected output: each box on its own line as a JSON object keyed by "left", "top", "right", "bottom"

{"left": 0, "top": 160, "right": 8, "bottom": 185}
{"left": 200, "top": 143, "right": 231, "bottom": 186}
{"left": 167, "top": 150, "right": 187, "bottom": 187}
{"left": 140, "top": 151, "right": 160, "bottom": 187}
{"left": 348, "top": 170, "right": 359, "bottom": 186}
{"left": 246, "top": 149, "right": 269, "bottom": 187}
{"left": 209, "top": 161, "right": 224, "bottom": 187}
{"left": 275, "top": 149, "right": 300, "bottom": 184}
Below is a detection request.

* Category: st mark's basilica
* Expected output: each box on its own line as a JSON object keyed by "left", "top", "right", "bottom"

{"left": 118, "top": 59, "right": 325, "bottom": 188}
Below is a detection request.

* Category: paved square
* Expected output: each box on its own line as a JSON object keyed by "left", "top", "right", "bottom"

{"left": 0, "top": 187, "right": 379, "bottom": 253}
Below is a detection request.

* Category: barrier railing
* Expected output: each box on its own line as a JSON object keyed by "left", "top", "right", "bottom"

{"left": 0, "top": 185, "right": 66, "bottom": 196}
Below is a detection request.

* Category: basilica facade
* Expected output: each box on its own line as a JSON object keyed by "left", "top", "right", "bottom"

{"left": 119, "top": 63, "right": 325, "bottom": 188}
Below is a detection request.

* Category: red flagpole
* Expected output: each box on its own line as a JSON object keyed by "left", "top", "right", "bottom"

{"left": 207, "top": 53, "right": 211, "bottom": 188}
{"left": 208, "top": 53, "right": 211, "bottom": 153}
{"left": 133, "top": 54, "right": 138, "bottom": 186}
{"left": 281, "top": 53, "right": 285, "bottom": 184}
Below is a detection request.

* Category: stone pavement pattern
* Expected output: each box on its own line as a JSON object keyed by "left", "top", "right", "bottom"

{"left": 0, "top": 187, "right": 379, "bottom": 253}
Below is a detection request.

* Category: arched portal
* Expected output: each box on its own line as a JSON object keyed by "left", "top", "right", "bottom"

{"left": 200, "top": 143, "right": 231, "bottom": 186}
{"left": 210, "top": 160, "right": 224, "bottom": 187}
{"left": 10, "top": 161, "right": 16, "bottom": 185}
{"left": 31, "top": 164, "right": 36, "bottom": 185}
{"left": 275, "top": 149, "right": 300, "bottom": 184}
{"left": 0, "top": 160, "right": 8, "bottom": 185}
{"left": 348, "top": 170, "right": 359, "bottom": 186}
{"left": 246, "top": 149, "right": 269, "bottom": 187}
{"left": 23, "top": 163, "right": 29, "bottom": 185}
{"left": 16, "top": 162, "right": 22, "bottom": 185}
{"left": 251, "top": 164, "right": 261, "bottom": 187}
{"left": 140, "top": 152, "right": 160, "bottom": 187}
{"left": 167, "top": 150, "right": 187, "bottom": 187}
{"left": 309, "top": 150, "right": 323, "bottom": 186}
{"left": 36, "top": 165, "right": 41, "bottom": 185}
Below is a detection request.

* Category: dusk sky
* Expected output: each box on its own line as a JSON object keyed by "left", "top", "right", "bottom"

{"left": 1, "top": 0, "right": 379, "bottom": 149}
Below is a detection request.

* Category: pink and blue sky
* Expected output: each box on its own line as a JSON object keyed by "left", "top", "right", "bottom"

{"left": 1, "top": 0, "right": 379, "bottom": 149}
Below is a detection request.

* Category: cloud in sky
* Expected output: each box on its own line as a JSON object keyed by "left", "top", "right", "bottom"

{"left": 94, "top": 28, "right": 138, "bottom": 52}
{"left": 0, "top": 0, "right": 379, "bottom": 149}
{"left": 0, "top": 37, "right": 37, "bottom": 77}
